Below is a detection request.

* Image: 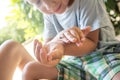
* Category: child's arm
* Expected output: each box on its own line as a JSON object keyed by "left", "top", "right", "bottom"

{"left": 33, "top": 27, "right": 99, "bottom": 66}
{"left": 49, "top": 26, "right": 99, "bottom": 56}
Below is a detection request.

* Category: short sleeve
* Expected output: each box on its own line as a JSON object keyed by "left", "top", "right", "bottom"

{"left": 43, "top": 14, "right": 57, "bottom": 40}
{"left": 79, "top": 0, "right": 111, "bottom": 31}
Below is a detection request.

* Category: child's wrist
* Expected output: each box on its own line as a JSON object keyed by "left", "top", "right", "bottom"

{"left": 51, "top": 39, "right": 65, "bottom": 55}
{"left": 59, "top": 40, "right": 66, "bottom": 56}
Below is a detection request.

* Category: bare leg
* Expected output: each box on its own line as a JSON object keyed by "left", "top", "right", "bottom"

{"left": 0, "top": 40, "right": 34, "bottom": 80}
{"left": 112, "top": 72, "right": 120, "bottom": 80}
{"left": 0, "top": 40, "right": 58, "bottom": 80}
{"left": 22, "top": 61, "right": 58, "bottom": 80}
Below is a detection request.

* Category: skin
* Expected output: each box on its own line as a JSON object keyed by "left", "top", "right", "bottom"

{"left": 0, "top": 0, "right": 120, "bottom": 80}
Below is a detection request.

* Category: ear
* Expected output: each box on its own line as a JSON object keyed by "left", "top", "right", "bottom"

{"left": 82, "top": 26, "right": 91, "bottom": 36}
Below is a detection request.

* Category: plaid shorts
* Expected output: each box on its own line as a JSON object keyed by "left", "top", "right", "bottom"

{"left": 56, "top": 43, "right": 120, "bottom": 80}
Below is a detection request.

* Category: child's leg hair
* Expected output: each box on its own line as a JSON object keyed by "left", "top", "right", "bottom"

{"left": 22, "top": 61, "right": 58, "bottom": 80}
{"left": 0, "top": 40, "right": 34, "bottom": 80}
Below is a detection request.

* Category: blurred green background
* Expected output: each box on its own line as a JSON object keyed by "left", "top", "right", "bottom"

{"left": 0, "top": 0, "right": 120, "bottom": 44}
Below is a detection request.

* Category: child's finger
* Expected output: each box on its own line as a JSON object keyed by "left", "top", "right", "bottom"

{"left": 33, "top": 39, "right": 42, "bottom": 54}
{"left": 74, "top": 27, "right": 85, "bottom": 41}
{"left": 76, "top": 26, "right": 91, "bottom": 46}
{"left": 40, "top": 47, "right": 48, "bottom": 64}
{"left": 64, "top": 30, "right": 77, "bottom": 42}
{"left": 34, "top": 39, "right": 42, "bottom": 62}
{"left": 79, "top": 26, "right": 91, "bottom": 42}
{"left": 35, "top": 43, "right": 41, "bottom": 62}
{"left": 69, "top": 29, "right": 80, "bottom": 43}
{"left": 76, "top": 27, "right": 85, "bottom": 41}
{"left": 33, "top": 39, "right": 38, "bottom": 54}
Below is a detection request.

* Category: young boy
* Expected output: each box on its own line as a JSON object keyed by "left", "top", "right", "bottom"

{"left": 0, "top": 0, "right": 120, "bottom": 80}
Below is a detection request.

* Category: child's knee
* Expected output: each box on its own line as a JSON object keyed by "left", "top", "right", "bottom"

{"left": 1, "top": 39, "right": 20, "bottom": 50}
{"left": 22, "top": 61, "right": 37, "bottom": 80}
{"left": 0, "top": 40, "right": 21, "bottom": 53}
{"left": 0, "top": 40, "right": 21, "bottom": 55}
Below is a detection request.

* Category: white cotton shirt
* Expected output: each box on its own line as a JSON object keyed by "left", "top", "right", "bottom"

{"left": 43, "top": 0, "right": 119, "bottom": 48}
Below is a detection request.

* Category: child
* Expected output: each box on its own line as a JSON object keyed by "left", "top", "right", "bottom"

{"left": 0, "top": 0, "right": 120, "bottom": 80}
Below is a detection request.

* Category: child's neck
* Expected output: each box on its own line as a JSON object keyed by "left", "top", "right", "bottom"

{"left": 68, "top": 0, "right": 75, "bottom": 7}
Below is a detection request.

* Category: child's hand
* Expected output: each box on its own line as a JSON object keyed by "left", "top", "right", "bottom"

{"left": 58, "top": 26, "right": 91, "bottom": 46}
{"left": 44, "top": 41, "right": 64, "bottom": 66}
{"left": 33, "top": 39, "right": 64, "bottom": 66}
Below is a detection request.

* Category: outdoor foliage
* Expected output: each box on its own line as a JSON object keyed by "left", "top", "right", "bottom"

{"left": 104, "top": 0, "right": 120, "bottom": 35}
{"left": 0, "top": 0, "right": 120, "bottom": 45}
{"left": 0, "top": 0, "right": 44, "bottom": 44}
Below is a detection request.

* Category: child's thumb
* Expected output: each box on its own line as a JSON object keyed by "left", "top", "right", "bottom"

{"left": 82, "top": 26, "right": 91, "bottom": 36}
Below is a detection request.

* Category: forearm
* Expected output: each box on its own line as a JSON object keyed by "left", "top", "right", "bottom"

{"left": 63, "top": 38, "right": 97, "bottom": 57}
{"left": 45, "top": 29, "right": 99, "bottom": 57}
{"left": 46, "top": 35, "right": 97, "bottom": 57}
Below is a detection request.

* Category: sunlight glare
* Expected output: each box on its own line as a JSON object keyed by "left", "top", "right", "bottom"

{"left": 0, "top": 0, "right": 11, "bottom": 29}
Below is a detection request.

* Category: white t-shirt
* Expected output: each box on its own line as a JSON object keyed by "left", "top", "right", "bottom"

{"left": 43, "top": 0, "right": 119, "bottom": 48}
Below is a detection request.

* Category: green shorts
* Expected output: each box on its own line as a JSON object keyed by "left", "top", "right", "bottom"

{"left": 56, "top": 44, "right": 120, "bottom": 80}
